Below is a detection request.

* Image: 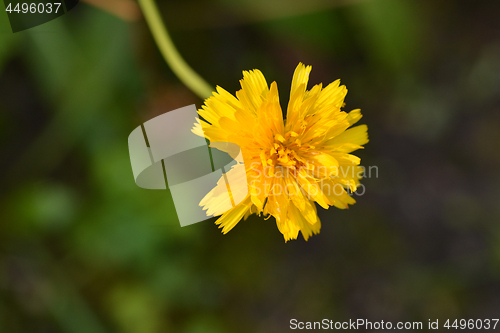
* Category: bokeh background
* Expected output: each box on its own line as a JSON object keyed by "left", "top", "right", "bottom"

{"left": 1, "top": 0, "right": 500, "bottom": 332}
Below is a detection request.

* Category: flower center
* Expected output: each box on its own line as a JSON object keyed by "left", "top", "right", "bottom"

{"left": 260, "top": 132, "right": 311, "bottom": 173}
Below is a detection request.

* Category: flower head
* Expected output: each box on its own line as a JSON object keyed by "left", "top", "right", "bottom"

{"left": 193, "top": 63, "right": 368, "bottom": 241}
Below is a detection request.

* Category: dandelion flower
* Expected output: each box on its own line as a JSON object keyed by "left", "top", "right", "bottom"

{"left": 193, "top": 63, "right": 368, "bottom": 241}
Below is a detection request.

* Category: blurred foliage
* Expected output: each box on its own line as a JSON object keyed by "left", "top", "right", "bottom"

{"left": 1, "top": 0, "right": 500, "bottom": 332}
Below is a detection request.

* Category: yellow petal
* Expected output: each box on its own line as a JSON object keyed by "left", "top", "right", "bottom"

{"left": 290, "top": 62, "right": 312, "bottom": 98}
{"left": 288, "top": 202, "right": 321, "bottom": 241}
{"left": 215, "top": 197, "right": 252, "bottom": 234}
{"left": 320, "top": 179, "right": 356, "bottom": 209}
{"left": 236, "top": 69, "right": 269, "bottom": 113}
{"left": 324, "top": 124, "right": 369, "bottom": 153}
{"left": 296, "top": 171, "right": 330, "bottom": 209}
{"left": 346, "top": 109, "right": 362, "bottom": 126}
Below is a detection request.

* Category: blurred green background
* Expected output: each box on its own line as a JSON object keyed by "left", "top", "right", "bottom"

{"left": 1, "top": 0, "right": 500, "bottom": 332}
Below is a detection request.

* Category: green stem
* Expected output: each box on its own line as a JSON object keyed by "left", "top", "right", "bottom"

{"left": 138, "top": 0, "right": 213, "bottom": 99}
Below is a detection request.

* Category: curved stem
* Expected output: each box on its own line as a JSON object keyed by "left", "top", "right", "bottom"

{"left": 138, "top": 0, "right": 213, "bottom": 99}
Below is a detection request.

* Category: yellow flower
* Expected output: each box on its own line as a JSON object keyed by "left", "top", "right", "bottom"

{"left": 193, "top": 63, "right": 368, "bottom": 241}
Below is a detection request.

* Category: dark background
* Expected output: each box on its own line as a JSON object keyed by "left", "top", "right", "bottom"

{"left": 1, "top": 0, "right": 500, "bottom": 332}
